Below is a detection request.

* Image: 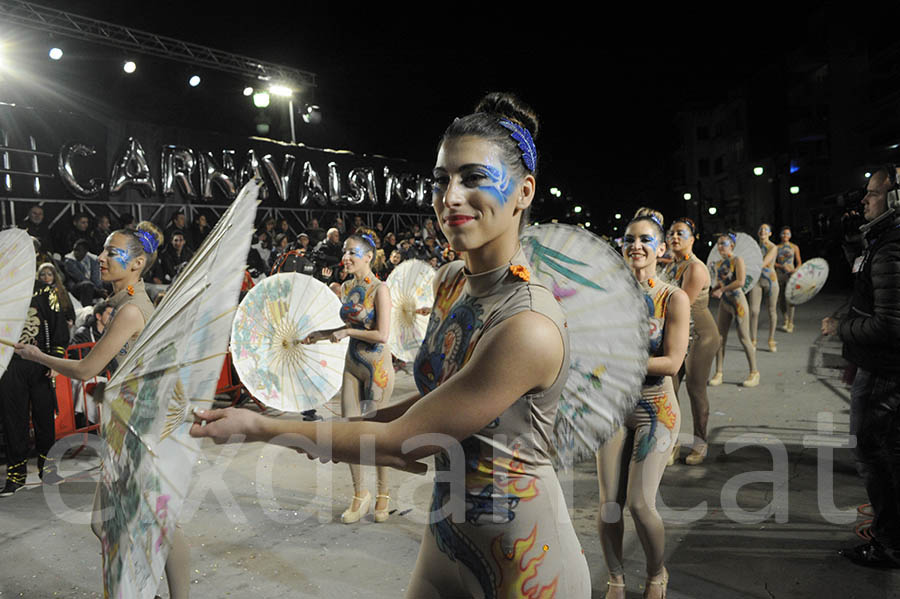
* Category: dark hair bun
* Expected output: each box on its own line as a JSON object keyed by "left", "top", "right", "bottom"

{"left": 475, "top": 92, "right": 539, "bottom": 139}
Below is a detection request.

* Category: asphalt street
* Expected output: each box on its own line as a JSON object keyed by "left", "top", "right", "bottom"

{"left": 1, "top": 291, "right": 898, "bottom": 598}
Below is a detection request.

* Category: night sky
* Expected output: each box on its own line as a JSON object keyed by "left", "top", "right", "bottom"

{"left": 6, "top": 2, "right": 873, "bottom": 219}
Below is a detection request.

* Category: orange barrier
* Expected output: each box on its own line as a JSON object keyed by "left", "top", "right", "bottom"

{"left": 54, "top": 342, "right": 105, "bottom": 441}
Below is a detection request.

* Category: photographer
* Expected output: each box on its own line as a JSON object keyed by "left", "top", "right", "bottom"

{"left": 311, "top": 227, "right": 343, "bottom": 284}
{"left": 823, "top": 166, "right": 900, "bottom": 569}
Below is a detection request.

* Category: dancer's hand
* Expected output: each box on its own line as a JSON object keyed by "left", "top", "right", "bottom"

{"left": 302, "top": 331, "right": 324, "bottom": 344}
{"left": 711, "top": 288, "right": 723, "bottom": 299}
{"left": 329, "top": 329, "right": 349, "bottom": 343}
{"left": 13, "top": 342, "right": 43, "bottom": 363}
{"left": 821, "top": 317, "right": 838, "bottom": 336}
{"left": 190, "top": 407, "right": 262, "bottom": 443}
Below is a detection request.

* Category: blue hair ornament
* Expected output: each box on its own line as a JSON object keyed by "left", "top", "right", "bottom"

{"left": 360, "top": 233, "right": 376, "bottom": 249}
{"left": 649, "top": 214, "right": 663, "bottom": 229}
{"left": 498, "top": 119, "right": 536, "bottom": 173}
{"left": 135, "top": 230, "right": 159, "bottom": 254}
{"left": 728, "top": 232, "right": 737, "bottom": 245}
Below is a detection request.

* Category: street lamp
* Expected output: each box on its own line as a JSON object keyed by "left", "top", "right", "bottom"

{"left": 753, "top": 166, "right": 764, "bottom": 176}
{"left": 790, "top": 186, "right": 800, "bottom": 195}
{"left": 683, "top": 192, "right": 692, "bottom": 201}
{"left": 574, "top": 205, "right": 582, "bottom": 214}
{"left": 614, "top": 213, "right": 621, "bottom": 220}
{"left": 708, "top": 206, "right": 718, "bottom": 215}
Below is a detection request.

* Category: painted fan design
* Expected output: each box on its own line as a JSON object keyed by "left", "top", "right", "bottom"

{"left": 386, "top": 259, "right": 435, "bottom": 362}
{"left": 786, "top": 257, "right": 829, "bottom": 305}
{"left": 231, "top": 272, "right": 347, "bottom": 412}
{"left": 98, "top": 178, "right": 260, "bottom": 599}
{"left": 0, "top": 228, "right": 36, "bottom": 374}
{"left": 706, "top": 232, "right": 762, "bottom": 294}
{"left": 521, "top": 223, "right": 649, "bottom": 468}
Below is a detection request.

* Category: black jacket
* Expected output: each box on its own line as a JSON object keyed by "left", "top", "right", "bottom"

{"left": 840, "top": 212, "right": 900, "bottom": 376}
{"left": 18, "top": 282, "right": 69, "bottom": 359}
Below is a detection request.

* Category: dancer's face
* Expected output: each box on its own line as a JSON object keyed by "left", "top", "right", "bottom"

{"left": 623, "top": 220, "right": 664, "bottom": 272}
{"left": 758, "top": 224, "right": 771, "bottom": 241}
{"left": 667, "top": 222, "right": 694, "bottom": 254}
{"left": 780, "top": 228, "right": 791, "bottom": 243}
{"left": 432, "top": 135, "right": 533, "bottom": 252}
{"left": 717, "top": 236, "right": 735, "bottom": 258}
{"left": 341, "top": 240, "right": 371, "bottom": 275}
{"left": 99, "top": 232, "right": 141, "bottom": 281}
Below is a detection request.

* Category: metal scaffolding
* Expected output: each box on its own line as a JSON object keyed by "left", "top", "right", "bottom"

{"left": 0, "top": 0, "right": 316, "bottom": 89}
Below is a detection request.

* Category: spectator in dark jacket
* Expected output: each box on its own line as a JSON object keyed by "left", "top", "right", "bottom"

{"left": 1, "top": 281, "right": 69, "bottom": 494}
{"left": 63, "top": 239, "right": 104, "bottom": 305}
{"left": 70, "top": 300, "right": 114, "bottom": 347}
{"left": 157, "top": 230, "right": 194, "bottom": 283}
{"left": 823, "top": 167, "right": 900, "bottom": 569}
{"left": 20, "top": 205, "right": 53, "bottom": 254}
{"left": 62, "top": 212, "right": 92, "bottom": 256}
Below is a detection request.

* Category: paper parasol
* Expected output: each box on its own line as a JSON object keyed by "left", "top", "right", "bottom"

{"left": 386, "top": 259, "right": 435, "bottom": 362}
{"left": 98, "top": 179, "right": 260, "bottom": 599}
{"left": 785, "top": 257, "right": 829, "bottom": 305}
{"left": 0, "top": 228, "right": 36, "bottom": 374}
{"left": 521, "top": 223, "right": 649, "bottom": 468}
{"left": 706, "top": 232, "right": 762, "bottom": 294}
{"left": 230, "top": 272, "right": 348, "bottom": 412}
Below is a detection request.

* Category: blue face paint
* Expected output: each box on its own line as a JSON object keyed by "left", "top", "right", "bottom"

{"left": 106, "top": 246, "right": 132, "bottom": 269}
{"left": 344, "top": 245, "right": 367, "bottom": 260}
{"left": 623, "top": 234, "right": 659, "bottom": 251}
{"left": 670, "top": 229, "right": 691, "bottom": 239}
{"left": 478, "top": 163, "right": 514, "bottom": 206}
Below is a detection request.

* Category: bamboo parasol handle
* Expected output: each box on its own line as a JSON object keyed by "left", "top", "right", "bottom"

{"left": 0, "top": 338, "right": 19, "bottom": 348}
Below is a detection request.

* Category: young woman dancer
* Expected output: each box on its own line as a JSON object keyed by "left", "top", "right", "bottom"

{"left": 191, "top": 92, "right": 592, "bottom": 597}
{"left": 709, "top": 233, "right": 760, "bottom": 387}
{"left": 748, "top": 224, "right": 779, "bottom": 351}
{"left": 302, "top": 231, "right": 395, "bottom": 523}
{"left": 598, "top": 213, "right": 689, "bottom": 598}
{"left": 15, "top": 223, "right": 192, "bottom": 598}
{"left": 775, "top": 226, "right": 802, "bottom": 332}
{"left": 663, "top": 217, "right": 720, "bottom": 465}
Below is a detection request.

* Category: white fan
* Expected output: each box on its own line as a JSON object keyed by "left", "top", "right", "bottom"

{"left": 706, "top": 232, "right": 762, "bottom": 294}
{"left": 386, "top": 259, "right": 436, "bottom": 362}
{"left": 521, "top": 224, "right": 649, "bottom": 468}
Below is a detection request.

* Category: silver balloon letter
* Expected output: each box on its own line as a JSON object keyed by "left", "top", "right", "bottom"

{"left": 161, "top": 145, "right": 197, "bottom": 200}
{"left": 347, "top": 167, "right": 377, "bottom": 206}
{"left": 239, "top": 150, "right": 268, "bottom": 200}
{"left": 261, "top": 153, "right": 296, "bottom": 202}
{"left": 58, "top": 143, "right": 104, "bottom": 200}
{"left": 109, "top": 137, "right": 157, "bottom": 198}
{"left": 300, "top": 161, "right": 328, "bottom": 207}
{"left": 198, "top": 151, "right": 237, "bottom": 202}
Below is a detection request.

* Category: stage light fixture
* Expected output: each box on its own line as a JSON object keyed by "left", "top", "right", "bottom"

{"left": 614, "top": 213, "right": 621, "bottom": 219}
{"left": 123, "top": 60, "right": 136, "bottom": 74}
{"left": 189, "top": 75, "right": 201, "bottom": 87}
{"left": 585, "top": 221, "right": 591, "bottom": 227}
{"left": 573, "top": 205, "right": 582, "bottom": 213}
{"left": 708, "top": 206, "right": 717, "bottom": 215}
{"left": 49, "top": 47, "right": 63, "bottom": 60}
{"left": 302, "top": 104, "right": 321, "bottom": 124}
{"left": 790, "top": 186, "right": 800, "bottom": 195}
{"left": 253, "top": 91, "right": 270, "bottom": 108}
{"left": 753, "top": 166, "right": 764, "bottom": 176}
{"left": 865, "top": 172, "right": 871, "bottom": 178}
{"left": 243, "top": 86, "right": 254, "bottom": 96}
{"left": 683, "top": 192, "right": 692, "bottom": 201}
{"left": 270, "top": 84, "right": 293, "bottom": 97}
{"left": 256, "top": 123, "right": 270, "bottom": 135}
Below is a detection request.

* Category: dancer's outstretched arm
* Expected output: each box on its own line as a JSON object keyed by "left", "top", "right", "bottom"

{"left": 191, "top": 310, "right": 563, "bottom": 473}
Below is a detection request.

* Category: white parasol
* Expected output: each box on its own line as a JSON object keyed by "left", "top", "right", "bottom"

{"left": 98, "top": 179, "right": 260, "bottom": 599}
{"left": 0, "top": 228, "right": 36, "bottom": 373}
{"left": 521, "top": 224, "right": 649, "bottom": 468}
{"left": 230, "top": 272, "right": 348, "bottom": 412}
{"left": 386, "top": 259, "right": 435, "bottom": 362}
{"left": 785, "top": 257, "right": 829, "bottom": 305}
{"left": 706, "top": 231, "right": 762, "bottom": 294}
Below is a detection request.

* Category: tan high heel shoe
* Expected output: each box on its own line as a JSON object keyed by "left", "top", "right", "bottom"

{"left": 742, "top": 371, "right": 760, "bottom": 387}
{"left": 708, "top": 372, "right": 723, "bottom": 386}
{"left": 373, "top": 494, "right": 391, "bottom": 523}
{"left": 643, "top": 568, "right": 668, "bottom": 599}
{"left": 341, "top": 490, "right": 371, "bottom": 524}
{"left": 768, "top": 338, "right": 777, "bottom": 352}
{"left": 685, "top": 442, "right": 708, "bottom": 465}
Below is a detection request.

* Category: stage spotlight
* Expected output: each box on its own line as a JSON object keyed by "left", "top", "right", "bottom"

{"left": 302, "top": 104, "right": 321, "bottom": 124}
{"left": 189, "top": 75, "right": 201, "bottom": 87}
{"left": 49, "top": 47, "right": 63, "bottom": 60}
{"left": 253, "top": 92, "right": 270, "bottom": 108}
{"left": 123, "top": 60, "right": 136, "bottom": 74}
{"left": 256, "top": 123, "right": 270, "bottom": 135}
{"left": 683, "top": 192, "right": 692, "bottom": 201}
{"left": 753, "top": 166, "right": 764, "bottom": 176}
{"left": 708, "top": 206, "right": 718, "bottom": 215}
{"left": 573, "top": 205, "right": 582, "bottom": 214}
{"left": 790, "top": 186, "right": 800, "bottom": 195}
{"left": 243, "top": 86, "right": 254, "bottom": 96}
{"left": 270, "top": 84, "right": 292, "bottom": 97}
